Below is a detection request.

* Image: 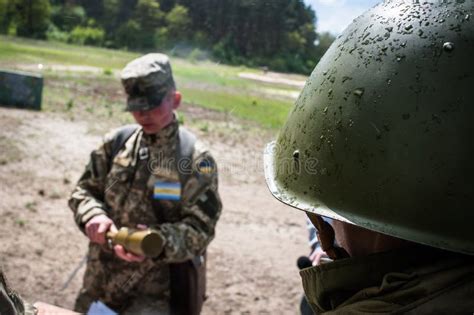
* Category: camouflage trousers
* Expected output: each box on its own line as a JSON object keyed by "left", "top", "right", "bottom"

{"left": 74, "top": 246, "right": 170, "bottom": 314}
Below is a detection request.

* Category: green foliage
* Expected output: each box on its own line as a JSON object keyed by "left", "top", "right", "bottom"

{"left": 285, "top": 31, "right": 306, "bottom": 52}
{"left": 51, "top": 5, "right": 86, "bottom": 31}
{"left": 1, "top": 0, "right": 335, "bottom": 74}
{"left": 102, "top": 0, "right": 120, "bottom": 32}
{"left": 134, "top": 0, "right": 163, "bottom": 30}
{"left": 103, "top": 68, "right": 113, "bottom": 76}
{"left": 315, "top": 31, "right": 336, "bottom": 60}
{"left": 154, "top": 27, "right": 169, "bottom": 48}
{"left": 69, "top": 25, "right": 104, "bottom": 46}
{"left": 0, "top": 0, "right": 8, "bottom": 33}
{"left": 192, "top": 31, "right": 209, "bottom": 47}
{"left": 46, "top": 23, "right": 69, "bottom": 42}
{"left": 65, "top": 99, "right": 74, "bottom": 111}
{"left": 188, "top": 48, "right": 209, "bottom": 63}
{"left": 177, "top": 113, "right": 185, "bottom": 125}
{"left": 15, "top": 0, "right": 52, "bottom": 39}
{"left": 123, "top": 0, "right": 164, "bottom": 48}
{"left": 199, "top": 122, "right": 209, "bottom": 133}
{"left": 115, "top": 20, "right": 141, "bottom": 49}
{"left": 165, "top": 5, "right": 190, "bottom": 39}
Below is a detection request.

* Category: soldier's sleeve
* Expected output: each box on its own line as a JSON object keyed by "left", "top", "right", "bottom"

{"left": 156, "top": 143, "right": 222, "bottom": 263}
{"left": 68, "top": 131, "right": 115, "bottom": 233}
{"left": 0, "top": 269, "right": 37, "bottom": 315}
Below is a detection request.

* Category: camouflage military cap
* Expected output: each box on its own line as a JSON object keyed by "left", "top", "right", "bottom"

{"left": 121, "top": 53, "right": 176, "bottom": 111}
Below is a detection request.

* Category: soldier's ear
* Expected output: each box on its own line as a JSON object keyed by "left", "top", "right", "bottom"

{"left": 172, "top": 91, "right": 181, "bottom": 110}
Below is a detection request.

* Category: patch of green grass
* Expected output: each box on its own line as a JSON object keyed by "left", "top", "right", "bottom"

{"left": 199, "top": 122, "right": 209, "bottom": 132}
{"left": 0, "top": 36, "right": 306, "bottom": 128}
{"left": 182, "top": 87, "right": 292, "bottom": 128}
{"left": 0, "top": 36, "right": 138, "bottom": 69}
{"left": 25, "top": 201, "right": 38, "bottom": 212}
{"left": 15, "top": 219, "right": 26, "bottom": 227}
{"left": 103, "top": 68, "right": 113, "bottom": 76}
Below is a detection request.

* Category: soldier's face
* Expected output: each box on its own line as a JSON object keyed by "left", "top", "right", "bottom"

{"left": 132, "top": 90, "right": 181, "bottom": 134}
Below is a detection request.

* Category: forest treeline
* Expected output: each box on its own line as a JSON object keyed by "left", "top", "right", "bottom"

{"left": 0, "top": 0, "right": 335, "bottom": 74}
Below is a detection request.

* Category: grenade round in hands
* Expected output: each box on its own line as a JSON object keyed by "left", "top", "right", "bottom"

{"left": 107, "top": 227, "right": 164, "bottom": 258}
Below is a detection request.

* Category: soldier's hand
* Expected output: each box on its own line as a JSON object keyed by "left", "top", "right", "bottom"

{"left": 34, "top": 302, "right": 80, "bottom": 315}
{"left": 85, "top": 214, "right": 117, "bottom": 245}
{"left": 113, "top": 244, "right": 146, "bottom": 262}
{"left": 309, "top": 246, "right": 331, "bottom": 266}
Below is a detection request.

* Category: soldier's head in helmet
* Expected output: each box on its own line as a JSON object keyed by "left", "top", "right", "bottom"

{"left": 266, "top": 0, "right": 473, "bottom": 258}
{"left": 121, "top": 53, "right": 181, "bottom": 134}
{"left": 265, "top": 0, "right": 473, "bottom": 312}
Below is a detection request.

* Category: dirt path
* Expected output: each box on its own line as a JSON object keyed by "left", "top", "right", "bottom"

{"left": 0, "top": 106, "right": 309, "bottom": 314}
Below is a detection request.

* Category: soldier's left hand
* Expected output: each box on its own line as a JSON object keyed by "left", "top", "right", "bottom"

{"left": 113, "top": 244, "right": 146, "bottom": 262}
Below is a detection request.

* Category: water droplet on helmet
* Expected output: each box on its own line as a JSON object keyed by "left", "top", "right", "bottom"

{"left": 342, "top": 76, "right": 352, "bottom": 83}
{"left": 353, "top": 88, "right": 365, "bottom": 97}
{"left": 443, "top": 42, "right": 455, "bottom": 52}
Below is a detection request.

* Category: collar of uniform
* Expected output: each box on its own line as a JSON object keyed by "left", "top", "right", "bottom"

{"left": 299, "top": 246, "right": 460, "bottom": 313}
{"left": 141, "top": 118, "right": 179, "bottom": 146}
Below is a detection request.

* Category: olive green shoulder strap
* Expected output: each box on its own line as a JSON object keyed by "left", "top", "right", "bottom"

{"left": 177, "top": 127, "right": 197, "bottom": 184}
{"left": 109, "top": 124, "right": 139, "bottom": 163}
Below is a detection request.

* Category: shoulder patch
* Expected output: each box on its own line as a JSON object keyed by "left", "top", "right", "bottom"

{"left": 196, "top": 156, "right": 216, "bottom": 175}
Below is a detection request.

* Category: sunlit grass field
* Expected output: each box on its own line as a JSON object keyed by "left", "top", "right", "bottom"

{"left": 0, "top": 35, "right": 307, "bottom": 128}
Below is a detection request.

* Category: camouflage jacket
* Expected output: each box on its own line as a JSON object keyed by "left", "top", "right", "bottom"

{"left": 300, "top": 246, "right": 474, "bottom": 314}
{"left": 68, "top": 119, "right": 222, "bottom": 305}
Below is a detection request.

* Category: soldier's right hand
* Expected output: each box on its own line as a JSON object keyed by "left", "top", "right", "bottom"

{"left": 85, "top": 214, "right": 117, "bottom": 244}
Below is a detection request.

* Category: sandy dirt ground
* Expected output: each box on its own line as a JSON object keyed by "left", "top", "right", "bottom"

{"left": 0, "top": 100, "right": 310, "bottom": 314}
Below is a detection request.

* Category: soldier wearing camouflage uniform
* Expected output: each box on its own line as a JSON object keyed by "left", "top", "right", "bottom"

{"left": 264, "top": 0, "right": 474, "bottom": 313}
{"left": 69, "top": 53, "right": 222, "bottom": 314}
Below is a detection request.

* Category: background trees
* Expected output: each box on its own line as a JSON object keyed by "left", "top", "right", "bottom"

{"left": 3, "top": 0, "right": 51, "bottom": 38}
{"left": 0, "top": 0, "right": 335, "bottom": 74}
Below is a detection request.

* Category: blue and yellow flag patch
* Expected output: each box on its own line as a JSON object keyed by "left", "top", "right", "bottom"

{"left": 197, "top": 159, "right": 215, "bottom": 174}
{"left": 154, "top": 181, "right": 181, "bottom": 201}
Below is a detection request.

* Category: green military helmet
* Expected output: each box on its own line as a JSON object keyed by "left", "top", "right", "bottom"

{"left": 264, "top": 0, "right": 474, "bottom": 254}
